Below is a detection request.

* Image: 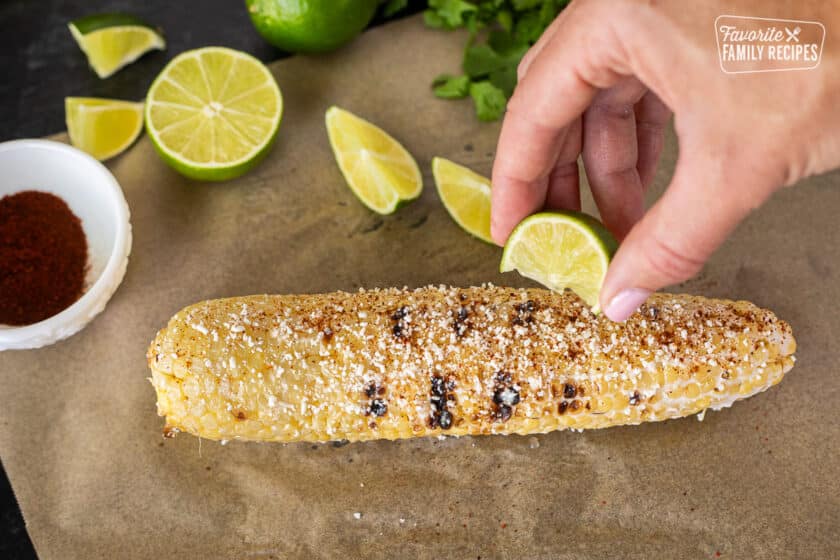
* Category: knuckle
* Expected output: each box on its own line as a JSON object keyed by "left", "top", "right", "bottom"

{"left": 590, "top": 101, "right": 635, "bottom": 122}
{"left": 636, "top": 117, "right": 667, "bottom": 137}
{"left": 586, "top": 164, "right": 638, "bottom": 190}
{"left": 636, "top": 101, "right": 672, "bottom": 128}
{"left": 637, "top": 126, "right": 664, "bottom": 157}
{"left": 550, "top": 161, "right": 579, "bottom": 181}
{"left": 517, "top": 51, "right": 534, "bottom": 80}
{"left": 493, "top": 145, "right": 548, "bottom": 185}
{"left": 503, "top": 91, "right": 530, "bottom": 117}
{"left": 641, "top": 235, "right": 705, "bottom": 284}
{"left": 762, "top": 142, "right": 812, "bottom": 188}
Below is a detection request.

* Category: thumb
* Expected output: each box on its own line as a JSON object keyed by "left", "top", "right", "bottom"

{"left": 599, "top": 149, "right": 774, "bottom": 322}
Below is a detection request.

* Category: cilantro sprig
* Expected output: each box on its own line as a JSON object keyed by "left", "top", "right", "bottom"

{"left": 382, "top": 0, "right": 410, "bottom": 18}
{"left": 424, "top": 0, "right": 569, "bottom": 121}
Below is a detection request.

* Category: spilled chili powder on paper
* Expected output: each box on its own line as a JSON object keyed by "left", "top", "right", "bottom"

{"left": 0, "top": 190, "right": 88, "bottom": 325}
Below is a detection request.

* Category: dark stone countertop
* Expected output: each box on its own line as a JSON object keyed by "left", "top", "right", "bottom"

{"left": 0, "top": 1, "right": 426, "bottom": 557}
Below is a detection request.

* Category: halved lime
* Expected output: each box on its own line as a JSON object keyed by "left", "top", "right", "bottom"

{"left": 500, "top": 211, "right": 618, "bottom": 311}
{"left": 432, "top": 157, "right": 492, "bottom": 243}
{"left": 65, "top": 97, "right": 144, "bottom": 161}
{"left": 325, "top": 106, "right": 422, "bottom": 214}
{"left": 145, "top": 47, "right": 283, "bottom": 181}
{"left": 69, "top": 13, "right": 165, "bottom": 78}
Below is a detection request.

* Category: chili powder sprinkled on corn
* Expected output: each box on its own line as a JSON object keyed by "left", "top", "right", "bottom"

{"left": 0, "top": 190, "right": 88, "bottom": 326}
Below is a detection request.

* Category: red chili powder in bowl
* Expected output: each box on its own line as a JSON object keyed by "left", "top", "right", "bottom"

{"left": 0, "top": 190, "right": 88, "bottom": 326}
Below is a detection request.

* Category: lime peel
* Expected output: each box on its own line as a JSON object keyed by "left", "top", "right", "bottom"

{"left": 245, "top": 0, "right": 378, "bottom": 53}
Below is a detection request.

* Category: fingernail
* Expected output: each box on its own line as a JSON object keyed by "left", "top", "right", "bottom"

{"left": 604, "top": 288, "right": 651, "bottom": 322}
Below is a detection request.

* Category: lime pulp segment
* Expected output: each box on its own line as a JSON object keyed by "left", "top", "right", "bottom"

{"left": 65, "top": 97, "right": 144, "bottom": 161}
{"left": 432, "top": 157, "right": 493, "bottom": 243}
{"left": 325, "top": 106, "right": 422, "bottom": 214}
{"left": 69, "top": 13, "right": 165, "bottom": 78}
{"left": 500, "top": 211, "right": 618, "bottom": 311}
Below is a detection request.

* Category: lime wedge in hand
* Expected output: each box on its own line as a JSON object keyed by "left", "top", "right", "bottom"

{"left": 65, "top": 97, "right": 144, "bottom": 161}
{"left": 432, "top": 157, "right": 493, "bottom": 243}
{"left": 325, "top": 106, "right": 422, "bottom": 214}
{"left": 145, "top": 47, "right": 283, "bottom": 182}
{"left": 69, "top": 13, "right": 165, "bottom": 78}
{"left": 500, "top": 211, "right": 618, "bottom": 311}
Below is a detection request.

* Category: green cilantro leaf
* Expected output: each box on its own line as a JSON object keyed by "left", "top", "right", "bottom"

{"left": 433, "top": 74, "right": 471, "bottom": 98}
{"left": 470, "top": 80, "right": 507, "bottom": 121}
{"left": 513, "top": 9, "right": 544, "bottom": 43}
{"left": 429, "top": 0, "right": 479, "bottom": 27}
{"left": 423, "top": 10, "right": 448, "bottom": 29}
{"left": 382, "top": 0, "right": 408, "bottom": 18}
{"left": 423, "top": 0, "right": 569, "bottom": 121}
{"left": 487, "top": 29, "right": 527, "bottom": 56}
{"left": 539, "top": 1, "right": 560, "bottom": 25}
{"left": 476, "top": 0, "right": 506, "bottom": 25}
{"left": 463, "top": 44, "right": 507, "bottom": 77}
{"left": 511, "top": 0, "right": 543, "bottom": 11}
{"left": 496, "top": 9, "right": 513, "bottom": 32}
{"left": 489, "top": 65, "right": 518, "bottom": 97}
{"left": 479, "top": 0, "right": 506, "bottom": 10}
{"left": 464, "top": 11, "right": 482, "bottom": 34}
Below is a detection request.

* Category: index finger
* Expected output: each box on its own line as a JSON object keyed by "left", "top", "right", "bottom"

{"left": 490, "top": 9, "right": 633, "bottom": 244}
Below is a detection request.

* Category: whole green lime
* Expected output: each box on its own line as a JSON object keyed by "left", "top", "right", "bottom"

{"left": 245, "top": 0, "right": 379, "bottom": 53}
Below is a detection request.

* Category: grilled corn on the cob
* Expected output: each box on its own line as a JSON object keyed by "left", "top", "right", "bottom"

{"left": 148, "top": 286, "right": 795, "bottom": 443}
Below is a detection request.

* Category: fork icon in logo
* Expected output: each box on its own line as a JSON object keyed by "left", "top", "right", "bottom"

{"left": 785, "top": 26, "right": 802, "bottom": 42}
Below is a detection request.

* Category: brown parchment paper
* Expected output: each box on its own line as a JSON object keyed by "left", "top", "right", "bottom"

{"left": 1, "top": 14, "right": 838, "bottom": 559}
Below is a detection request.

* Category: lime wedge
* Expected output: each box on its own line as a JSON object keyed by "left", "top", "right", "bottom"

{"left": 500, "top": 211, "right": 618, "bottom": 311}
{"left": 69, "top": 13, "right": 165, "bottom": 78}
{"left": 65, "top": 97, "right": 144, "bottom": 161}
{"left": 325, "top": 106, "right": 422, "bottom": 214}
{"left": 144, "top": 47, "right": 283, "bottom": 181}
{"left": 432, "top": 157, "right": 492, "bottom": 243}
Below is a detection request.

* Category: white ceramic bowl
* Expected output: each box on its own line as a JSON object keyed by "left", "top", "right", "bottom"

{"left": 0, "top": 139, "right": 132, "bottom": 350}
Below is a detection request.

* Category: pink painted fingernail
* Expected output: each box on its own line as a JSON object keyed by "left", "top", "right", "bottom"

{"left": 604, "top": 288, "right": 651, "bottom": 322}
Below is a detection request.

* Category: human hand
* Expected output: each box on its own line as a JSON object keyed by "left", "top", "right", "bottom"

{"left": 491, "top": 0, "right": 840, "bottom": 321}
